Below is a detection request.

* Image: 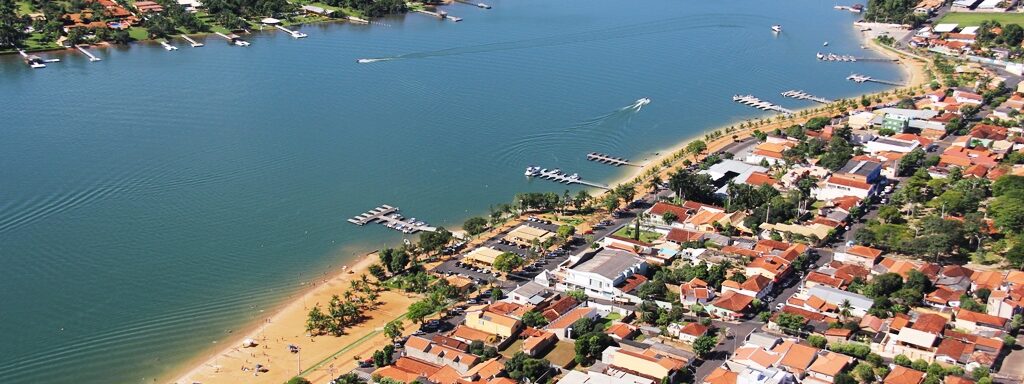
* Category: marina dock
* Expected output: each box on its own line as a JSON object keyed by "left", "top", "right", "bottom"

{"left": 19, "top": 50, "right": 49, "bottom": 68}
{"left": 847, "top": 73, "right": 904, "bottom": 86}
{"left": 347, "top": 205, "right": 437, "bottom": 234}
{"left": 415, "top": 9, "right": 463, "bottom": 22}
{"left": 732, "top": 94, "right": 793, "bottom": 115}
{"left": 817, "top": 52, "right": 897, "bottom": 62}
{"left": 274, "top": 25, "right": 307, "bottom": 38}
{"left": 525, "top": 167, "right": 609, "bottom": 189}
{"left": 75, "top": 45, "right": 101, "bottom": 62}
{"left": 586, "top": 152, "right": 635, "bottom": 167}
{"left": 181, "top": 34, "right": 204, "bottom": 47}
{"left": 780, "top": 90, "right": 832, "bottom": 104}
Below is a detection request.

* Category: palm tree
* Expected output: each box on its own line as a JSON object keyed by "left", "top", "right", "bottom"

{"left": 839, "top": 299, "right": 853, "bottom": 323}
{"left": 648, "top": 175, "right": 662, "bottom": 194}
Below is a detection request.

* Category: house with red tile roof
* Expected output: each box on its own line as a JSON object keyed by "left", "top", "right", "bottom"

{"left": 884, "top": 366, "right": 925, "bottom": 384}
{"left": 954, "top": 308, "right": 1007, "bottom": 333}
{"left": 806, "top": 350, "right": 852, "bottom": 383}
{"left": 605, "top": 322, "right": 638, "bottom": 341}
{"left": 372, "top": 356, "right": 443, "bottom": 383}
{"left": 706, "top": 290, "right": 755, "bottom": 320}
{"left": 669, "top": 322, "right": 709, "bottom": 344}
{"left": 835, "top": 245, "right": 883, "bottom": 268}
{"left": 677, "top": 277, "right": 715, "bottom": 306}
{"left": 722, "top": 274, "right": 773, "bottom": 300}
{"left": 772, "top": 341, "right": 820, "bottom": 378}
{"left": 521, "top": 328, "right": 556, "bottom": 357}
{"left": 544, "top": 306, "right": 598, "bottom": 340}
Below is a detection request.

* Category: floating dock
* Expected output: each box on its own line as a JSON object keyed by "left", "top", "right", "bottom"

{"left": 526, "top": 167, "right": 609, "bottom": 189}
{"left": 816, "top": 52, "right": 896, "bottom": 62}
{"left": 75, "top": 45, "right": 101, "bottom": 62}
{"left": 847, "top": 73, "right": 904, "bottom": 86}
{"left": 732, "top": 94, "right": 793, "bottom": 115}
{"left": 586, "top": 152, "right": 635, "bottom": 167}
{"left": 780, "top": 90, "right": 832, "bottom": 104}
{"left": 19, "top": 50, "right": 47, "bottom": 68}
{"left": 415, "top": 9, "right": 462, "bottom": 22}
{"left": 160, "top": 41, "right": 178, "bottom": 51}
{"left": 347, "top": 205, "right": 437, "bottom": 234}
{"left": 274, "top": 24, "right": 307, "bottom": 38}
{"left": 181, "top": 34, "right": 204, "bottom": 47}
{"left": 215, "top": 32, "right": 250, "bottom": 46}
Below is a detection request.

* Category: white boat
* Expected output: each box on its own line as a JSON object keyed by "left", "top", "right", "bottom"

{"left": 636, "top": 97, "right": 651, "bottom": 106}
{"left": 477, "top": 3, "right": 491, "bottom": 8}
{"left": 291, "top": 31, "right": 308, "bottom": 38}
{"left": 234, "top": 40, "right": 250, "bottom": 46}
{"left": 524, "top": 166, "right": 540, "bottom": 176}
{"left": 30, "top": 62, "right": 45, "bottom": 69}
{"left": 161, "top": 41, "right": 178, "bottom": 51}
{"left": 816, "top": 52, "right": 825, "bottom": 60}
{"left": 823, "top": 41, "right": 829, "bottom": 46}
{"left": 771, "top": 24, "right": 782, "bottom": 33}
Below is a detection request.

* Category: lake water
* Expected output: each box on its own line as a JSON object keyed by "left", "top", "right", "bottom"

{"left": 0, "top": 0, "right": 900, "bottom": 382}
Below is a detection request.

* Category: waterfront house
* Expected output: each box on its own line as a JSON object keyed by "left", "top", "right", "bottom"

{"left": 745, "top": 142, "right": 793, "bottom": 166}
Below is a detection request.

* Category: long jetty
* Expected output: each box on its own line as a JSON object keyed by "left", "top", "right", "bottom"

{"left": 586, "top": 152, "right": 636, "bottom": 167}
{"left": 415, "top": 9, "right": 462, "bottom": 22}
{"left": 847, "top": 73, "right": 904, "bottom": 86}
{"left": 732, "top": 94, "right": 793, "bottom": 115}
{"left": 527, "top": 168, "right": 609, "bottom": 189}
{"left": 347, "top": 205, "right": 437, "bottom": 234}
{"left": 75, "top": 45, "right": 101, "bottom": 62}
{"left": 274, "top": 24, "right": 307, "bottom": 38}
{"left": 780, "top": 90, "right": 832, "bottom": 104}
{"left": 181, "top": 34, "right": 204, "bottom": 47}
{"left": 453, "top": 0, "right": 491, "bottom": 8}
{"left": 817, "top": 52, "right": 897, "bottom": 63}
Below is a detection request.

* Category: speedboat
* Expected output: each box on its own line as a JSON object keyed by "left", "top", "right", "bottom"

{"left": 823, "top": 41, "right": 829, "bottom": 46}
{"left": 525, "top": 166, "right": 540, "bottom": 176}
{"left": 816, "top": 52, "right": 825, "bottom": 60}
{"left": 636, "top": 97, "right": 651, "bottom": 106}
{"left": 570, "top": 173, "right": 580, "bottom": 180}
{"left": 771, "top": 24, "right": 782, "bottom": 33}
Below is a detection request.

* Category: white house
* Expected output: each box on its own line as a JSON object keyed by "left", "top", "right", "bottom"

{"left": 557, "top": 248, "right": 648, "bottom": 302}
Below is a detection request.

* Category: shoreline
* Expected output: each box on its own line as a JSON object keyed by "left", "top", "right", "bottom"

{"left": 164, "top": 251, "right": 395, "bottom": 384}
{"left": 602, "top": 24, "right": 929, "bottom": 194}
{"left": 164, "top": 21, "right": 932, "bottom": 384}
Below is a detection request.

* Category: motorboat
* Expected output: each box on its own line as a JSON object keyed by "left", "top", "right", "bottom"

{"left": 771, "top": 24, "right": 782, "bottom": 33}
{"left": 525, "top": 166, "right": 540, "bottom": 176}
{"left": 823, "top": 41, "right": 829, "bottom": 46}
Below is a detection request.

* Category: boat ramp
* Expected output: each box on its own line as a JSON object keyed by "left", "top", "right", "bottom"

{"left": 525, "top": 167, "right": 609, "bottom": 189}
{"left": 780, "top": 90, "right": 832, "bottom": 104}
{"left": 348, "top": 205, "right": 437, "bottom": 234}
{"left": 181, "top": 34, "right": 204, "bottom": 47}
{"left": 75, "top": 45, "right": 101, "bottom": 62}
{"left": 586, "top": 152, "right": 635, "bottom": 167}
{"left": 274, "top": 25, "right": 307, "bottom": 38}
{"left": 847, "top": 73, "right": 904, "bottom": 86}
{"left": 732, "top": 94, "right": 793, "bottom": 115}
{"left": 415, "top": 9, "right": 462, "bottom": 22}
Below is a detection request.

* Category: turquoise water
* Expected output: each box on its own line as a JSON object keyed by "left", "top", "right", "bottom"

{"left": 0, "top": 0, "right": 899, "bottom": 382}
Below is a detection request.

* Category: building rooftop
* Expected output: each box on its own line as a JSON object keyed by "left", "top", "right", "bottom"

{"left": 572, "top": 248, "right": 645, "bottom": 280}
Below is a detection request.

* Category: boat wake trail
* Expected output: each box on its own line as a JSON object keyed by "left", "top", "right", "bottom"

{"left": 623, "top": 97, "right": 651, "bottom": 112}
{"left": 356, "top": 14, "right": 759, "bottom": 63}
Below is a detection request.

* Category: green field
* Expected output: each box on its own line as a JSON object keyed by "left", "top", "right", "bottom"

{"left": 937, "top": 12, "right": 1024, "bottom": 27}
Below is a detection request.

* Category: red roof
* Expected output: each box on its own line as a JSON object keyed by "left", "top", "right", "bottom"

{"left": 648, "top": 202, "right": 690, "bottom": 223}
{"left": 827, "top": 175, "right": 873, "bottom": 190}
{"left": 711, "top": 291, "right": 755, "bottom": 312}
{"left": 666, "top": 228, "right": 704, "bottom": 243}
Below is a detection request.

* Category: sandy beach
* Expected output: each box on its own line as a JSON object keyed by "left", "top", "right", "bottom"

{"left": 167, "top": 253, "right": 421, "bottom": 384}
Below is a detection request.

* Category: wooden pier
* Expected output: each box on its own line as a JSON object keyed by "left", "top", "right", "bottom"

{"left": 415, "top": 9, "right": 462, "bottom": 22}
{"left": 586, "top": 152, "right": 635, "bottom": 167}
{"left": 732, "top": 94, "right": 793, "bottom": 115}
{"left": 181, "top": 34, "right": 204, "bottom": 47}
{"left": 274, "top": 24, "right": 307, "bottom": 38}
{"left": 847, "top": 73, "right": 903, "bottom": 86}
{"left": 780, "top": 90, "right": 832, "bottom": 104}
{"left": 75, "top": 45, "right": 101, "bottom": 62}
{"left": 347, "top": 205, "right": 437, "bottom": 234}
{"left": 526, "top": 167, "right": 609, "bottom": 189}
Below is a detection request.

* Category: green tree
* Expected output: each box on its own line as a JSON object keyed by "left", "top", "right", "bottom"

{"left": 567, "top": 289, "right": 587, "bottom": 301}
{"left": 521, "top": 310, "right": 549, "bottom": 327}
{"left": 384, "top": 319, "right": 404, "bottom": 341}
{"left": 286, "top": 377, "right": 312, "bottom": 384}
{"left": 406, "top": 300, "right": 434, "bottom": 324}
{"left": 574, "top": 332, "right": 613, "bottom": 365}
{"left": 807, "top": 334, "right": 828, "bottom": 348}
{"left": 557, "top": 224, "right": 576, "bottom": 239}
{"left": 692, "top": 335, "right": 718, "bottom": 358}
{"left": 504, "top": 351, "right": 550, "bottom": 382}
{"left": 493, "top": 252, "right": 524, "bottom": 273}
{"left": 463, "top": 216, "right": 489, "bottom": 236}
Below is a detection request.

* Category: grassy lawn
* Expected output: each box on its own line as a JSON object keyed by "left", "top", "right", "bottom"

{"left": 499, "top": 339, "right": 524, "bottom": 358}
{"left": 937, "top": 12, "right": 1024, "bottom": 27}
{"left": 128, "top": 27, "right": 150, "bottom": 41}
{"left": 540, "top": 340, "right": 577, "bottom": 368}
{"left": 613, "top": 227, "right": 662, "bottom": 244}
